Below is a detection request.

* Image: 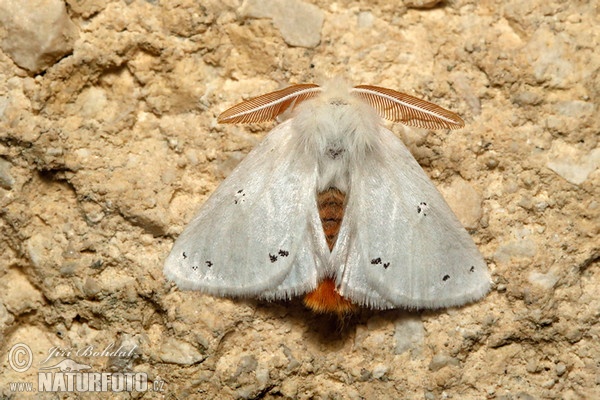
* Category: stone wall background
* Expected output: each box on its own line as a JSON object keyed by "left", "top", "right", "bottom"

{"left": 0, "top": 0, "right": 598, "bottom": 398}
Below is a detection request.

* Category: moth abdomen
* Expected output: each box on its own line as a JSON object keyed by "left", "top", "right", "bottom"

{"left": 316, "top": 187, "right": 346, "bottom": 251}
{"left": 303, "top": 278, "right": 355, "bottom": 315}
{"left": 303, "top": 187, "right": 355, "bottom": 315}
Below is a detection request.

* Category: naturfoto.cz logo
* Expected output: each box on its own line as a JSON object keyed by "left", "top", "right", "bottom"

{"left": 6, "top": 342, "right": 165, "bottom": 393}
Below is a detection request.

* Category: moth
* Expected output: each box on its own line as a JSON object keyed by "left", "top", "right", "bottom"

{"left": 164, "top": 79, "right": 490, "bottom": 314}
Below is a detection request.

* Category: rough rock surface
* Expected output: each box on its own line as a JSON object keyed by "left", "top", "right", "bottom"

{"left": 0, "top": 0, "right": 598, "bottom": 398}
{"left": 0, "top": 0, "right": 79, "bottom": 73}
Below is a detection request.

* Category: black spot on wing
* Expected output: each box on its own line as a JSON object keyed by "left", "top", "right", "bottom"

{"left": 417, "top": 202, "right": 429, "bottom": 216}
{"left": 269, "top": 250, "right": 289, "bottom": 263}
{"left": 182, "top": 252, "right": 187, "bottom": 259}
{"left": 234, "top": 189, "right": 246, "bottom": 205}
{"left": 371, "top": 257, "right": 390, "bottom": 269}
{"left": 278, "top": 250, "right": 289, "bottom": 257}
{"left": 206, "top": 261, "right": 213, "bottom": 268}
{"left": 442, "top": 274, "right": 450, "bottom": 282}
{"left": 469, "top": 265, "right": 475, "bottom": 273}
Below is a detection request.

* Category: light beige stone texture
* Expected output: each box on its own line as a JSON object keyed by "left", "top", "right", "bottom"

{"left": 0, "top": 0, "right": 598, "bottom": 398}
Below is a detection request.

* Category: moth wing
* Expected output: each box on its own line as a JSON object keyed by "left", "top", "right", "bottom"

{"left": 333, "top": 127, "right": 490, "bottom": 309}
{"left": 164, "top": 120, "right": 329, "bottom": 299}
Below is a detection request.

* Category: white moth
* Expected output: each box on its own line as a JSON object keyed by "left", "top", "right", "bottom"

{"left": 164, "top": 79, "right": 490, "bottom": 314}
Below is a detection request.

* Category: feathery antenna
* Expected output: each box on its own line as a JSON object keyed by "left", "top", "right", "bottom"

{"left": 352, "top": 85, "right": 464, "bottom": 129}
{"left": 218, "top": 84, "right": 322, "bottom": 124}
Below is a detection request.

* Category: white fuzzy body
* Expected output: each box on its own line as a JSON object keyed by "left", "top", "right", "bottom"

{"left": 292, "top": 81, "right": 380, "bottom": 192}
{"left": 163, "top": 81, "right": 490, "bottom": 310}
